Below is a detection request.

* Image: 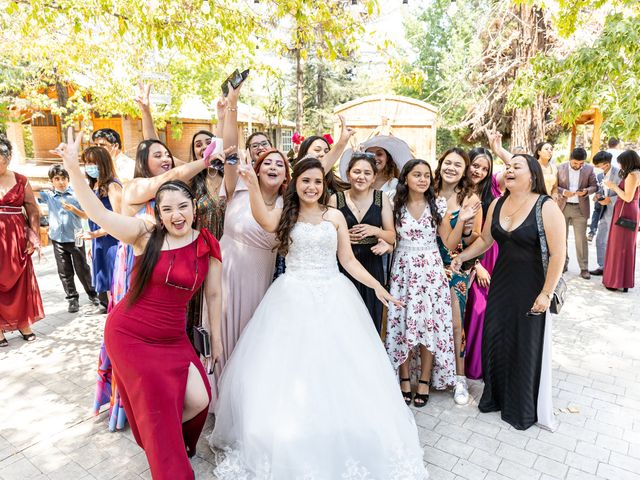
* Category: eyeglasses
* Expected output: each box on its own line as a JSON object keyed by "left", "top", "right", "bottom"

{"left": 249, "top": 140, "right": 271, "bottom": 149}
{"left": 165, "top": 244, "right": 199, "bottom": 291}
{"left": 352, "top": 152, "right": 375, "bottom": 160}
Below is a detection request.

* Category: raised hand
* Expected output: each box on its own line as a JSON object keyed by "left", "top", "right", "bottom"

{"left": 459, "top": 197, "right": 481, "bottom": 222}
{"left": 236, "top": 147, "right": 259, "bottom": 190}
{"left": 51, "top": 127, "right": 83, "bottom": 171}
{"left": 134, "top": 81, "right": 152, "bottom": 111}
{"left": 338, "top": 114, "right": 355, "bottom": 144}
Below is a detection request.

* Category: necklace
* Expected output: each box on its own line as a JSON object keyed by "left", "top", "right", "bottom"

{"left": 346, "top": 191, "right": 371, "bottom": 214}
{"left": 503, "top": 196, "right": 530, "bottom": 223}
{"left": 263, "top": 194, "right": 277, "bottom": 207}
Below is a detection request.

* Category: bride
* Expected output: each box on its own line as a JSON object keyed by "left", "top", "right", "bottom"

{"left": 209, "top": 155, "right": 428, "bottom": 479}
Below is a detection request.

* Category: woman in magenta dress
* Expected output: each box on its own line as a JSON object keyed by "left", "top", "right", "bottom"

{"left": 603, "top": 150, "right": 640, "bottom": 292}
{"left": 58, "top": 129, "right": 223, "bottom": 480}
{"left": 464, "top": 148, "right": 502, "bottom": 379}
{"left": 0, "top": 136, "right": 44, "bottom": 346}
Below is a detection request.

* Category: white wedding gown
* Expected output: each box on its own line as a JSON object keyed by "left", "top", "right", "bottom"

{"left": 209, "top": 220, "right": 429, "bottom": 479}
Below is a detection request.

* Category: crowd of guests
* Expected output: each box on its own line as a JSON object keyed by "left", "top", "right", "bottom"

{"left": 1, "top": 77, "right": 640, "bottom": 478}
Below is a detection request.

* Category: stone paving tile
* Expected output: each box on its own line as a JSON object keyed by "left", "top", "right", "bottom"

{"left": 0, "top": 240, "right": 639, "bottom": 479}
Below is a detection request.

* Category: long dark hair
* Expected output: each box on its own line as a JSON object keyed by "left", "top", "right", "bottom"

{"left": 503, "top": 154, "right": 548, "bottom": 198}
{"left": 534, "top": 141, "right": 552, "bottom": 161}
{"left": 127, "top": 180, "right": 196, "bottom": 306}
{"left": 617, "top": 150, "right": 640, "bottom": 178}
{"left": 434, "top": 147, "right": 473, "bottom": 205}
{"left": 275, "top": 157, "right": 328, "bottom": 255}
{"left": 134, "top": 140, "right": 176, "bottom": 178}
{"left": 82, "top": 146, "right": 118, "bottom": 198}
{"left": 393, "top": 159, "right": 443, "bottom": 228}
{"left": 468, "top": 147, "right": 495, "bottom": 216}
{"left": 370, "top": 147, "right": 400, "bottom": 180}
{"left": 297, "top": 135, "right": 350, "bottom": 193}
{"left": 188, "top": 130, "right": 220, "bottom": 198}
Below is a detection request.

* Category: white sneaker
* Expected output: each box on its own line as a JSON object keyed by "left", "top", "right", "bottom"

{"left": 454, "top": 375, "right": 469, "bottom": 405}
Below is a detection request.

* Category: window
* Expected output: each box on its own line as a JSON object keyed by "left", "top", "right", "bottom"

{"left": 31, "top": 111, "right": 57, "bottom": 127}
{"left": 281, "top": 129, "right": 293, "bottom": 152}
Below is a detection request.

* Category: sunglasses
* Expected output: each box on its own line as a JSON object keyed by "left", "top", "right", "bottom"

{"left": 165, "top": 243, "right": 199, "bottom": 291}
{"left": 352, "top": 152, "right": 375, "bottom": 161}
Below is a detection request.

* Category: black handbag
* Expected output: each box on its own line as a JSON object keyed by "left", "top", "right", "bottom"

{"left": 192, "top": 326, "right": 211, "bottom": 358}
{"left": 615, "top": 203, "right": 638, "bottom": 231}
{"left": 535, "top": 195, "right": 567, "bottom": 314}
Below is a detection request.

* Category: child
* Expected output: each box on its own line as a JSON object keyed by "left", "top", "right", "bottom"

{"left": 39, "top": 165, "right": 98, "bottom": 312}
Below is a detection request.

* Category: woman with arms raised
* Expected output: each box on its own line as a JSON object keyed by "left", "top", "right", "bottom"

{"left": 57, "top": 128, "right": 223, "bottom": 480}
{"left": 210, "top": 156, "right": 428, "bottom": 479}
{"left": 453, "top": 154, "right": 565, "bottom": 430}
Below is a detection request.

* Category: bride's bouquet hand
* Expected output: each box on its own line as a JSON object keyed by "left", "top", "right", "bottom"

{"left": 374, "top": 284, "right": 404, "bottom": 308}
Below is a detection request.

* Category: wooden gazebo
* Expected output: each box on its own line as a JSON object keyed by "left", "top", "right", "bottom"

{"left": 569, "top": 107, "right": 603, "bottom": 159}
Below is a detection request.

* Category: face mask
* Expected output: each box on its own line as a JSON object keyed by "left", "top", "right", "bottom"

{"left": 85, "top": 165, "right": 99, "bottom": 179}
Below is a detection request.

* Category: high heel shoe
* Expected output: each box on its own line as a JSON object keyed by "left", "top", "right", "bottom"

{"left": 18, "top": 330, "right": 36, "bottom": 342}
{"left": 413, "top": 380, "right": 431, "bottom": 408}
{"left": 0, "top": 337, "right": 8, "bottom": 347}
{"left": 400, "top": 377, "right": 412, "bottom": 405}
{"left": 623, "top": 288, "right": 629, "bottom": 293}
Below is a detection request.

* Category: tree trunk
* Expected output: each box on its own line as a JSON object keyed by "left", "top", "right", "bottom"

{"left": 509, "top": 5, "right": 547, "bottom": 152}
{"left": 295, "top": 47, "right": 304, "bottom": 133}
{"left": 317, "top": 62, "right": 325, "bottom": 134}
{"left": 55, "top": 79, "right": 69, "bottom": 141}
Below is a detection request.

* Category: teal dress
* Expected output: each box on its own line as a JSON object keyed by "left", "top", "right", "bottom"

{"left": 437, "top": 209, "right": 472, "bottom": 357}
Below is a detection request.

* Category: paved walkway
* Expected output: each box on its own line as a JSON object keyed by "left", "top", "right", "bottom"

{"left": 1, "top": 239, "right": 639, "bottom": 480}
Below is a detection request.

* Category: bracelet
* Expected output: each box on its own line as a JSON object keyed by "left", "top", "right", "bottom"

{"left": 227, "top": 107, "right": 238, "bottom": 112}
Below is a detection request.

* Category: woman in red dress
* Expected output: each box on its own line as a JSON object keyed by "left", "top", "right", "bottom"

{"left": 603, "top": 150, "right": 640, "bottom": 292}
{"left": 0, "top": 135, "right": 44, "bottom": 346}
{"left": 57, "top": 129, "right": 223, "bottom": 480}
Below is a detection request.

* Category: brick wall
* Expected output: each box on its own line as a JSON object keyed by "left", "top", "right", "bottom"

{"left": 32, "top": 126, "right": 60, "bottom": 159}
{"left": 166, "top": 122, "right": 214, "bottom": 162}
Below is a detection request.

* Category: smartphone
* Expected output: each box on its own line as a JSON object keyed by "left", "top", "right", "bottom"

{"left": 221, "top": 69, "right": 249, "bottom": 96}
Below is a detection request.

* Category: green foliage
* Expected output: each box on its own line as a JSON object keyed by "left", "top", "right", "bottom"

{"left": 510, "top": 9, "right": 640, "bottom": 138}
{"left": 392, "top": 0, "right": 494, "bottom": 126}
{"left": 0, "top": 0, "right": 377, "bottom": 132}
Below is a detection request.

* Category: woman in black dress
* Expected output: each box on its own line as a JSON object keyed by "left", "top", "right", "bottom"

{"left": 329, "top": 152, "right": 395, "bottom": 333}
{"left": 453, "top": 154, "right": 565, "bottom": 430}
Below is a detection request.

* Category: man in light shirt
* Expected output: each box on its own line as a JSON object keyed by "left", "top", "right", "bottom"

{"left": 556, "top": 147, "right": 598, "bottom": 279}
{"left": 91, "top": 128, "right": 135, "bottom": 183}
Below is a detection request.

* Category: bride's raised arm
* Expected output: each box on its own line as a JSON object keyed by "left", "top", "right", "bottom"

{"left": 237, "top": 152, "right": 282, "bottom": 233}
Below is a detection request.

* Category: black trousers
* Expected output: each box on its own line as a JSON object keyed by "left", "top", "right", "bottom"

{"left": 51, "top": 240, "right": 96, "bottom": 301}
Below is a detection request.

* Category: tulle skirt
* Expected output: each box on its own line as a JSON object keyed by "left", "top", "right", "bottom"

{"left": 209, "top": 270, "right": 428, "bottom": 479}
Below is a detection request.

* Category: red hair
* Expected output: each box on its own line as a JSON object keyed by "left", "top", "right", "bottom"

{"left": 254, "top": 148, "right": 291, "bottom": 196}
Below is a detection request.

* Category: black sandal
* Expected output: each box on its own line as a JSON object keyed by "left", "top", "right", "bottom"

{"left": 0, "top": 337, "right": 8, "bottom": 347}
{"left": 18, "top": 330, "right": 36, "bottom": 342}
{"left": 400, "top": 377, "right": 412, "bottom": 405}
{"left": 413, "top": 380, "right": 431, "bottom": 408}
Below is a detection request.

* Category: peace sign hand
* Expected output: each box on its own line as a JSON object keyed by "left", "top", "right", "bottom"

{"left": 338, "top": 114, "right": 355, "bottom": 143}
{"left": 236, "top": 148, "right": 259, "bottom": 190}
{"left": 134, "top": 81, "right": 152, "bottom": 110}
{"left": 51, "top": 127, "right": 83, "bottom": 171}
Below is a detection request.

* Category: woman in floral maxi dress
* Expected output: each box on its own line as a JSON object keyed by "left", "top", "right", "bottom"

{"left": 386, "top": 159, "right": 477, "bottom": 408}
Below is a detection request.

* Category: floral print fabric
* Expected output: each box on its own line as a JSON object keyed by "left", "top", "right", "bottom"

{"left": 385, "top": 197, "right": 456, "bottom": 390}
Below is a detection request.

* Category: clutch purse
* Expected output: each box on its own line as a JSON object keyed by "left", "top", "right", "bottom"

{"left": 615, "top": 216, "right": 638, "bottom": 231}
{"left": 192, "top": 326, "right": 211, "bottom": 358}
